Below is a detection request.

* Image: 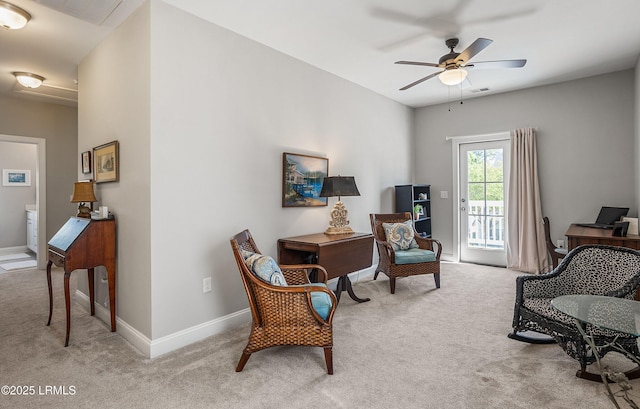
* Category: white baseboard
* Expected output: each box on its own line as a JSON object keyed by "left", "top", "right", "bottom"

{"left": 344, "top": 266, "right": 375, "bottom": 285}
{"left": 148, "top": 308, "right": 251, "bottom": 358}
{"left": 72, "top": 265, "right": 377, "bottom": 359}
{"left": 441, "top": 252, "right": 454, "bottom": 262}
{"left": 74, "top": 290, "right": 251, "bottom": 358}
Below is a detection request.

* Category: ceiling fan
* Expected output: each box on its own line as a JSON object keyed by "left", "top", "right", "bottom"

{"left": 395, "top": 37, "right": 526, "bottom": 90}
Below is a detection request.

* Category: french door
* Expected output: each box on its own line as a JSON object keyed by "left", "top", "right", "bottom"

{"left": 459, "top": 140, "right": 510, "bottom": 266}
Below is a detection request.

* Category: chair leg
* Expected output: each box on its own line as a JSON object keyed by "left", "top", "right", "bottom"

{"left": 235, "top": 351, "right": 252, "bottom": 372}
{"left": 390, "top": 277, "right": 396, "bottom": 294}
{"left": 373, "top": 270, "right": 380, "bottom": 280}
{"left": 433, "top": 273, "right": 441, "bottom": 288}
{"left": 551, "top": 254, "right": 559, "bottom": 269}
{"left": 323, "top": 347, "right": 333, "bottom": 375}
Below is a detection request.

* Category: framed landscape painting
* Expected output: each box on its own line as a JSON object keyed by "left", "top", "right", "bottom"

{"left": 282, "top": 152, "right": 328, "bottom": 207}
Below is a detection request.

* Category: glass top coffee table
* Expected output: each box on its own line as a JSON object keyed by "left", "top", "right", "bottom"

{"left": 552, "top": 294, "right": 640, "bottom": 406}
{"left": 552, "top": 295, "right": 640, "bottom": 337}
{"left": 551, "top": 295, "right": 640, "bottom": 408}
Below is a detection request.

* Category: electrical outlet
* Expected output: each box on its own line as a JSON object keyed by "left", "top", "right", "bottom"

{"left": 440, "top": 191, "right": 448, "bottom": 199}
{"left": 203, "top": 277, "right": 212, "bottom": 293}
{"left": 557, "top": 240, "right": 565, "bottom": 248}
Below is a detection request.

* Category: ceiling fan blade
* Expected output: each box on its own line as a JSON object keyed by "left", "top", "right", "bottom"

{"left": 465, "top": 8, "right": 536, "bottom": 26}
{"left": 371, "top": 7, "right": 421, "bottom": 26}
{"left": 454, "top": 38, "right": 493, "bottom": 64}
{"left": 378, "top": 31, "right": 432, "bottom": 52}
{"left": 395, "top": 60, "right": 441, "bottom": 68}
{"left": 466, "top": 59, "right": 527, "bottom": 69}
{"left": 399, "top": 71, "right": 442, "bottom": 91}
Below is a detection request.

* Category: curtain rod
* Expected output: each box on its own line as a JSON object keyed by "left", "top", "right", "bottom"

{"left": 445, "top": 127, "right": 538, "bottom": 142}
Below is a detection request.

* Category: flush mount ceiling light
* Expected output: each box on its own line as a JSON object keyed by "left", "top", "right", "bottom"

{"left": 13, "top": 72, "right": 45, "bottom": 88}
{"left": 438, "top": 68, "right": 468, "bottom": 86}
{"left": 0, "top": 0, "right": 31, "bottom": 29}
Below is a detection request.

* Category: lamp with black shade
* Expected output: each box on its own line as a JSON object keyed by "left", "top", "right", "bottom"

{"left": 319, "top": 176, "right": 360, "bottom": 235}
{"left": 71, "top": 181, "right": 97, "bottom": 219}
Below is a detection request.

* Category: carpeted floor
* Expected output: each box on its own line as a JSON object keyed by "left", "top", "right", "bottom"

{"left": 1, "top": 262, "right": 636, "bottom": 408}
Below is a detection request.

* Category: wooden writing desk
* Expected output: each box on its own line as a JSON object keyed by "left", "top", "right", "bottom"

{"left": 566, "top": 224, "right": 640, "bottom": 251}
{"left": 277, "top": 232, "right": 373, "bottom": 303}
{"left": 47, "top": 217, "right": 116, "bottom": 346}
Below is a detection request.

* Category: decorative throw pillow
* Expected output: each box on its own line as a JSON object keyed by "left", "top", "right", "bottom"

{"left": 241, "top": 250, "right": 287, "bottom": 286}
{"left": 382, "top": 221, "right": 419, "bottom": 251}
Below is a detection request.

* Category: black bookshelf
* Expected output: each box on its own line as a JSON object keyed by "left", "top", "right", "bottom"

{"left": 395, "top": 184, "right": 431, "bottom": 238}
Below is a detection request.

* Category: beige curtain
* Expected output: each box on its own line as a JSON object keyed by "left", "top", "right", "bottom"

{"left": 507, "top": 128, "right": 549, "bottom": 273}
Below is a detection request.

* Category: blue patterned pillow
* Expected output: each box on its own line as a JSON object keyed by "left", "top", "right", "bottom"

{"left": 241, "top": 250, "right": 287, "bottom": 286}
{"left": 382, "top": 221, "right": 419, "bottom": 251}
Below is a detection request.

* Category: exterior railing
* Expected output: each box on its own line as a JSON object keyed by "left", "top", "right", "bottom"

{"left": 467, "top": 200, "right": 505, "bottom": 249}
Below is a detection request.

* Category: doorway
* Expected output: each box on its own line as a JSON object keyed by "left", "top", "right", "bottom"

{"left": 0, "top": 134, "right": 46, "bottom": 270}
{"left": 458, "top": 138, "right": 510, "bottom": 266}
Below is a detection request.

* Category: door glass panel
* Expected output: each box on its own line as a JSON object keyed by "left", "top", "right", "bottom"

{"left": 485, "top": 149, "right": 503, "bottom": 182}
{"left": 468, "top": 183, "right": 485, "bottom": 215}
{"left": 467, "top": 150, "right": 485, "bottom": 182}
{"left": 466, "top": 148, "right": 505, "bottom": 250}
{"left": 468, "top": 215, "right": 484, "bottom": 248}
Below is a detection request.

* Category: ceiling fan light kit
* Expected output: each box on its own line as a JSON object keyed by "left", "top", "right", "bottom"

{"left": 396, "top": 37, "right": 526, "bottom": 91}
{"left": 0, "top": 0, "right": 31, "bottom": 29}
{"left": 13, "top": 72, "right": 45, "bottom": 88}
{"left": 439, "top": 68, "right": 467, "bottom": 86}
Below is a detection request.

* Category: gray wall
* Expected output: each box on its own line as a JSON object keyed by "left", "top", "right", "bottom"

{"left": 79, "top": 1, "right": 152, "bottom": 339}
{"left": 63, "top": 0, "right": 640, "bottom": 356}
{"left": 636, "top": 57, "right": 640, "bottom": 219}
{"left": 0, "top": 142, "right": 36, "bottom": 247}
{"left": 414, "top": 70, "right": 636, "bottom": 259}
{"left": 0, "top": 96, "right": 78, "bottom": 248}
{"left": 78, "top": 0, "right": 412, "bottom": 353}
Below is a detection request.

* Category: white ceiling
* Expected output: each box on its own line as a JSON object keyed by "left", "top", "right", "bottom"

{"left": 3, "top": 0, "right": 640, "bottom": 108}
{"left": 0, "top": 0, "right": 145, "bottom": 106}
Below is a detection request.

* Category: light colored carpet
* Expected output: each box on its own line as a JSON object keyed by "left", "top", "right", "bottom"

{"left": 1, "top": 262, "right": 636, "bottom": 408}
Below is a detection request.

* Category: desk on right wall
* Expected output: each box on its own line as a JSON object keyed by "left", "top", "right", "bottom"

{"left": 565, "top": 224, "right": 640, "bottom": 251}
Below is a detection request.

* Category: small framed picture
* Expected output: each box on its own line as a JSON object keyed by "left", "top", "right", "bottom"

{"left": 93, "top": 140, "right": 119, "bottom": 183}
{"left": 2, "top": 169, "right": 31, "bottom": 186}
{"left": 81, "top": 151, "right": 92, "bottom": 174}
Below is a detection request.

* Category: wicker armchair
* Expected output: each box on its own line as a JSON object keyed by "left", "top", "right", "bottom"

{"left": 369, "top": 212, "right": 442, "bottom": 294}
{"left": 509, "top": 245, "right": 640, "bottom": 379}
{"left": 230, "top": 230, "right": 338, "bottom": 374}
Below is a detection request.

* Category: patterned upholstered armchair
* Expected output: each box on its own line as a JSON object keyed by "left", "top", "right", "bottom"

{"left": 509, "top": 245, "right": 640, "bottom": 379}
{"left": 230, "top": 230, "right": 337, "bottom": 374}
{"left": 369, "top": 212, "right": 442, "bottom": 294}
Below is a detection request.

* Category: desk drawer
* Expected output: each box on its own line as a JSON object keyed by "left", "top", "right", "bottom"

{"left": 48, "top": 250, "right": 65, "bottom": 267}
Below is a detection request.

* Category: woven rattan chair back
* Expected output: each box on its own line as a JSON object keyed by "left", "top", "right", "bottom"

{"left": 369, "top": 212, "right": 442, "bottom": 294}
{"left": 230, "top": 229, "right": 336, "bottom": 374}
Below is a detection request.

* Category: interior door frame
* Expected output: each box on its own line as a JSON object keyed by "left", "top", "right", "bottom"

{"left": 447, "top": 131, "right": 510, "bottom": 263}
{"left": 0, "top": 134, "right": 47, "bottom": 269}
